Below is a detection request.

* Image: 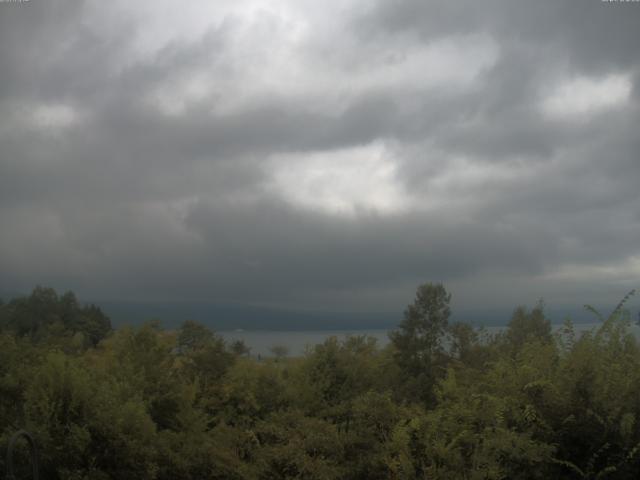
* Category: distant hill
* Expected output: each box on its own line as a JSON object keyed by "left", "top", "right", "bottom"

{"left": 2, "top": 289, "right": 616, "bottom": 331}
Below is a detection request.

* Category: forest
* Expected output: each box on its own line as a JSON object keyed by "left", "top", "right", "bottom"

{"left": 1, "top": 284, "right": 640, "bottom": 479}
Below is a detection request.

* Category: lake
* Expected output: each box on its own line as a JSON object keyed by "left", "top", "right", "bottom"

{"left": 219, "top": 322, "right": 639, "bottom": 357}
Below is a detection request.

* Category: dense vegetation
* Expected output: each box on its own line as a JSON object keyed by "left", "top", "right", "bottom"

{"left": 1, "top": 285, "right": 640, "bottom": 479}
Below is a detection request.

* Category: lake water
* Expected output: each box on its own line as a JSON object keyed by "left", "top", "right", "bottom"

{"left": 219, "top": 322, "right": 639, "bottom": 357}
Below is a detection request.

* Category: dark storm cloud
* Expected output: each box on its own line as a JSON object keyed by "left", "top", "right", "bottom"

{"left": 1, "top": 0, "right": 639, "bottom": 318}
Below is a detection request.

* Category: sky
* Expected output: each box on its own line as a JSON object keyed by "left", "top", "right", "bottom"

{"left": 1, "top": 0, "right": 639, "bottom": 325}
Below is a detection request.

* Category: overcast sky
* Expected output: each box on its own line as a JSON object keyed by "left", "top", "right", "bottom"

{"left": 1, "top": 0, "right": 639, "bottom": 320}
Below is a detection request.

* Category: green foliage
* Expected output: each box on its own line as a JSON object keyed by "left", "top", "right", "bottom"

{"left": 0, "top": 286, "right": 112, "bottom": 348}
{"left": 389, "top": 282, "right": 451, "bottom": 405}
{"left": 253, "top": 410, "right": 345, "bottom": 479}
{"left": 269, "top": 345, "right": 290, "bottom": 360}
{"left": 505, "top": 301, "right": 552, "bottom": 351}
{"left": 1, "top": 285, "right": 640, "bottom": 479}
{"left": 231, "top": 339, "right": 251, "bottom": 357}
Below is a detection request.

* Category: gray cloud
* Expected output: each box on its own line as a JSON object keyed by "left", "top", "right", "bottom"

{"left": 1, "top": 0, "right": 639, "bottom": 322}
